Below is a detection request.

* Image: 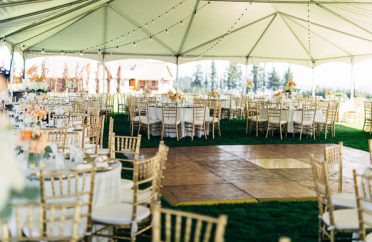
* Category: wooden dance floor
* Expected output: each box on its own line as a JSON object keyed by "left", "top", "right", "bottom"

{"left": 141, "top": 144, "right": 370, "bottom": 206}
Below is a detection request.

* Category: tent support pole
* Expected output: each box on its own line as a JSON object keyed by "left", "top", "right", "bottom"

{"left": 175, "top": 57, "right": 179, "bottom": 91}
{"left": 9, "top": 47, "right": 15, "bottom": 100}
{"left": 311, "top": 64, "right": 315, "bottom": 97}
{"left": 22, "top": 53, "right": 26, "bottom": 79}
{"left": 350, "top": 57, "right": 355, "bottom": 101}
{"left": 245, "top": 57, "right": 248, "bottom": 95}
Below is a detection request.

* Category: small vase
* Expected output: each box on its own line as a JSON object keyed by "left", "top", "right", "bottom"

{"left": 28, "top": 152, "right": 43, "bottom": 169}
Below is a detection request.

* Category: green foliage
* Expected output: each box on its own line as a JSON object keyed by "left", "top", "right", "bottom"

{"left": 267, "top": 67, "right": 281, "bottom": 91}
{"left": 177, "top": 76, "right": 193, "bottom": 93}
{"left": 191, "top": 64, "right": 203, "bottom": 89}
{"left": 0, "top": 187, "right": 40, "bottom": 219}
{"left": 224, "top": 63, "right": 242, "bottom": 90}
{"left": 210, "top": 61, "right": 217, "bottom": 91}
{"left": 282, "top": 67, "right": 294, "bottom": 83}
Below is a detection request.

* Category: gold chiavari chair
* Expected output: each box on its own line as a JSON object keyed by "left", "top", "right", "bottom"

{"left": 138, "top": 101, "right": 161, "bottom": 140}
{"left": 353, "top": 169, "right": 372, "bottom": 241}
{"left": 121, "top": 141, "right": 169, "bottom": 204}
{"left": 155, "top": 141, "right": 169, "bottom": 202}
{"left": 292, "top": 106, "right": 317, "bottom": 140}
{"left": 316, "top": 100, "right": 338, "bottom": 139}
{"left": 110, "top": 133, "right": 142, "bottom": 192}
{"left": 92, "top": 152, "right": 160, "bottom": 242}
{"left": 369, "top": 139, "right": 372, "bottom": 165}
{"left": 246, "top": 100, "right": 267, "bottom": 136}
{"left": 2, "top": 202, "right": 84, "bottom": 242}
{"left": 81, "top": 124, "right": 100, "bottom": 154}
{"left": 152, "top": 203, "right": 227, "bottom": 242}
{"left": 310, "top": 154, "right": 359, "bottom": 242}
{"left": 105, "top": 94, "right": 115, "bottom": 120}
{"left": 185, "top": 104, "right": 207, "bottom": 141}
{"left": 205, "top": 100, "right": 222, "bottom": 139}
{"left": 39, "top": 166, "right": 96, "bottom": 240}
{"left": 68, "top": 113, "right": 86, "bottom": 130}
{"left": 363, "top": 101, "right": 372, "bottom": 133}
{"left": 129, "top": 100, "right": 140, "bottom": 136}
{"left": 43, "top": 127, "right": 67, "bottom": 152}
{"left": 265, "top": 104, "right": 287, "bottom": 140}
{"left": 324, "top": 142, "right": 355, "bottom": 208}
{"left": 161, "top": 102, "right": 181, "bottom": 140}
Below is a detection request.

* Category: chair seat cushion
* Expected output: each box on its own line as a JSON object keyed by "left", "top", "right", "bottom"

{"left": 121, "top": 178, "right": 134, "bottom": 190}
{"left": 163, "top": 120, "right": 181, "bottom": 125}
{"left": 140, "top": 118, "right": 160, "bottom": 124}
{"left": 293, "top": 120, "right": 314, "bottom": 126}
{"left": 366, "top": 232, "right": 372, "bottom": 242}
{"left": 249, "top": 116, "right": 267, "bottom": 122}
{"left": 321, "top": 209, "right": 359, "bottom": 230}
{"left": 92, "top": 203, "right": 150, "bottom": 225}
{"left": 205, "top": 117, "right": 219, "bottom": 123}
{"left": 331, "top": 192, "right": 356, "bottom": 208}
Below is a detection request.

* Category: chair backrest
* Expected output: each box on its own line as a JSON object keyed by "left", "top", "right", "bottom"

{"left": 43, "top": 128, "right": 67, "bottom": 152}
{"left": 156, "top": 141, "right": 169, "bottom": 202}
{"left": 110, "top": 134, "right": 142, "bottom": 166}
{"left": 353, "top": 169, "right": 372, "bottom": 241}
{"left": 193, "top": 104, "right": 206, "bottom": 124}
{"left": 131, "top": 153, "right": 160, "bottom": 224}
{"left": 162, "top": 103, "right": 178, "bottom": 125}
{"left": 267, "top": 104, "right": 283, "bottom": 122}
{"left": 324, "top": 142, "right": 343, "bottom": 193}
{"left": 310, "top": 154, "right": 335, "bottom": 227}
{"left": 2, "top": 202, "right": 83, "bottom": 242}
{"left": 152, "top": 203, "right": 228, "bottom": 242}
{"left": 326, "top": 101, "right": 338, "bottom": 123}
{"left": 39, "top": 167, "right": 96, "bottom": 237}
{"left": 81, "top": 124, "right": 100, "bottom": 153}
{"left": 301, "top": 106, "right": 316, "bottom": 124}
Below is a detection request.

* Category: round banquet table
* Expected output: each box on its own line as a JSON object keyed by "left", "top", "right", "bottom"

{"left": 148, "top": 106, "right": 210, "bottom": 138}
{"left": 258, "top": 108, "right": 325, "bottom": 133}
{"left": 8, "top": 162, "right": 122, "bottom": 239}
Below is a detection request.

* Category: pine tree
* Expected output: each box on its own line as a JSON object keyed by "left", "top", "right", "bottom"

{"left": 191, "top": 64, "right": 203, "bottom": 89}
{"left": 204, "top": 69, "right": 209, "bottom": 91}
{"left": 283, "top": 67, "right": 294, "bottom": 83}
{"left": 225, "top": 63, "right": 242, "bottom": 90}
{"left": 210, "top": 61, "right": 217, "bottom": 91}
{"left": 267, "top": 67, "right": 281, "bottom": 91}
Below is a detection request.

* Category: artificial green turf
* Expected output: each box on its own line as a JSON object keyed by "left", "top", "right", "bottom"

{"left": 107, "top": 114, "right": 369, "bottom": 242}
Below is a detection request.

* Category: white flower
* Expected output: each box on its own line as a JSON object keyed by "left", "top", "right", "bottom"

{"left": 0, "top": 115, "right": 25, "bottom": 211}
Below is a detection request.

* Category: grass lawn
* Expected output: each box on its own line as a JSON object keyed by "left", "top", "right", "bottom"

{"left": 108, "top": 114, "right": 369, "bottom": 242}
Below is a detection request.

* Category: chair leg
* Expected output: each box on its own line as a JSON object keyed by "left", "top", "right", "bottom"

{"left": 218, "top": 122, "right": 221, "bottom": 136}
{"left": 147, "top": 124, "right": 150, "bottom": 140}
{"left": 279, "top": 125, "right": 283, "bottom": 140}
{"left": 299, "top": 126, "right": 303, "bottom": 140}
{"left": 176, "top": 124, "right": 179, "bottom": 141}
{"left": 265, "top": 124, "right": 269, "bottom": 138}
{"left": 161, "top": 124, "right": 164, "bottom": 140}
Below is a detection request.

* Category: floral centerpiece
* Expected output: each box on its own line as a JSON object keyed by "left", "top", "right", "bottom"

{"left": 16, "top": 129, "right": 52, "bottom": 168}
{"left": 167, "top": 90, "right": 183, "bottom": 102}
{"left": 26, "top": 81, "right": 48, "bottom": 93}
{"left": 0, "top": 114, "right": 39, "bottom": 220}
{"left": 283, "top": 80, "right": 300, "bottom": 98}
{"left": 274, "top": 91, "right": 285, "bottom": 98}
{"left": 325, "top": 90, "right": 335, "bottom": 98}
{"left": 22, "top": 101, "right": 48, "bottom": 126}
{"left": 246, "top": 79, "right": 254, "bottom": 89}
{"left": 208, "top": 90, "right": 220, "bottom": 97}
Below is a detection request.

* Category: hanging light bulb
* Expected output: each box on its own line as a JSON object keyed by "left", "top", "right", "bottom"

{"left": 180, "top": 20, "right": 184, "bottom": 25}
{"left": 98, "top": 49, "right": 102, "bottom": 54}
{"left": 149, "top": 36, "right": 153, "bottom": 41}
{"left": 79, "top": 51, "right": 83, "bottom": 56}
{"left": 61, "top": 50, "right": 65, "bottom": 55}
{"left": 133, "top": 42, "right": 136, "bottom": 47}
{"left": 41, "top": 48, "right": 45, "bottom": 54}
{"left": 165, "top": 29, "right": 169, "bottom": 34}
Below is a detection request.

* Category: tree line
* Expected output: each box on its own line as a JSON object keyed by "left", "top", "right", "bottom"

{"left": 177, "top": 62, "right": 294, "bottom": 93}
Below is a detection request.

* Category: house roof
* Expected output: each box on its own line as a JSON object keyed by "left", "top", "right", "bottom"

{"left": 136, "top": 62, "right": 173, "bottom": 81}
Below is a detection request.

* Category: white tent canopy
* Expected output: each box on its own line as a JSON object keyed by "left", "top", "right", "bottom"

{"left": 2, "top": 0, "right": 372, "bottom": 66}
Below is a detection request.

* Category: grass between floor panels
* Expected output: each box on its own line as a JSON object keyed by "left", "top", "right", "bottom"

{"left": 106, "top": 114, "right": 368, "bottom": 242}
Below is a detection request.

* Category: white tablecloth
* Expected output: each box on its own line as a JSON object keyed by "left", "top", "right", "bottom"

{"left": 8, "top": 162, "right": 122, "bottom": 238}
{"left": 259, "top": 108, "right": 324, "bottom": 133}
{"left": 148, "top": 106, "right": 210, "bottom": 138}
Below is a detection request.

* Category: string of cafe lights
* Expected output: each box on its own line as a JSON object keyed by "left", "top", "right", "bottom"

{"left": 26, "top": 0, "right": 212, "bottom": 57}
{"left": 183, "top": 3, "right": 251, "bottom": 61}
{"left": 307, "top": 0, "right": 313, "bottom": 62}
{"left": 84, "top": 0, "right": 189, "bottom": 52}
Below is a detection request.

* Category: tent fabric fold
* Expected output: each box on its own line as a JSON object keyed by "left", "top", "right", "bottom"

{"left": 1, "top": 0, "right": 372, "bottom": 66}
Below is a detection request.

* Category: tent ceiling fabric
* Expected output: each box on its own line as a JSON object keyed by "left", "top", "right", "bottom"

{"left": 1, "top": 0, "right": 372, "bottom": 66}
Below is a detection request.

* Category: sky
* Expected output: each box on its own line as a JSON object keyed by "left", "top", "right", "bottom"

{"left": 1, "top": 45, "right": 372, "bottom": 93}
